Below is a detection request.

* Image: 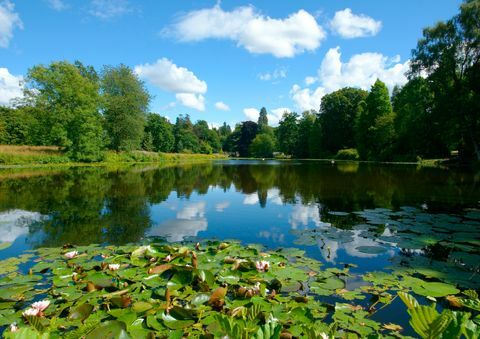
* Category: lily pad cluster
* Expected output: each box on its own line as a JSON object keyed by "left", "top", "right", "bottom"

{"left": 0, "top": 240, "right": 478, "bottom": 338}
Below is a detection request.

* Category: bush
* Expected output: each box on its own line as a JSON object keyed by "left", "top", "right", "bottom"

{"left": 335, "top": 148, "right": 359, "bottom": 160}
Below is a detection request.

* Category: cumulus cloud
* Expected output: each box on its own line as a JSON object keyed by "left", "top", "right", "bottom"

{"left": 215, "top": 201, "right": 230, "bottom": 212}
{"left": 176, "top": 201, "right": 206, "bottom": 220}
{"left": 0, "top": 68, "right": 23, "bottom": 106}
{"left": 289, "top": 204, "right": 323, "bottom": 229}
{"left": 47, "top": 0, "right": 67, "bottom": 11}
{"left": 304, "top": 76, "right": 317, "bottom": 86}
{"left": 258, "top": 67, "right": 287, "bottom": 81}
{"left": 0, "top": 209, "right": 43, "bottom": 243}
{"left": 215, "top": 101, "right": 230, "bottom": 111}
{"left": 166, "top": 5, "right": 326, "bottom": 58}
{"left": 176, "top": 93, "right": 205, "bottom": 111}
{"left": 243, "top": 107, "right": 290, "bottom": 126}
{"left": 89, "top": 0, "right": 131, "bottom": 20}
{"left": 135, "top": 58, "right": 208, "bottom": 111}
{"left": 330, "top": 8, "right": 382, "bottom": 38}
{"left": 0, "top": 0, "right": 23, "bottom": 48}
{"left": 291, "top": 46, "right": 409, "bottom": 111}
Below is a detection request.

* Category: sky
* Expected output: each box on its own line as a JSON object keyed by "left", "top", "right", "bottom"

{"left": 0, "top": 0, "right": 463, "bottom": 127}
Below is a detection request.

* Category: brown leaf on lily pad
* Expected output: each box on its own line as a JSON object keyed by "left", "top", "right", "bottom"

{"left": 148, "top": 264, "right": 173, "bottom": 275}
{"left": 446, "top": 295, "right": 463, "bottom": 308}
{"left": 208, "top": 286, "right": 227, "bottom": 309}
{"left": 382, "top": 323, "right": 403, "bottom": 331}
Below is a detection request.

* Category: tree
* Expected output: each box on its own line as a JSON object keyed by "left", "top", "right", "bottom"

{"left": 297, "top": 111, "right": 318, "bottom": 158}
{"left": 356, "top": 80, "right": 396, "bottom": 160}
{"left": 393, "top": 78, "right": 448, "bottom": 159}
{"left": 238, "top": 121, "right": 258, "bottom": 157}
{"left": 24, "top": 61, "right": 104, "bottom": 161}
{"left": 174, "top": 115, "right": 200, "bottom": 153}
{"left": 258, "top": 107, "right": 268, "bottom": 128}
{"left": 144, "top": 113, "right": 174, "bottom": 152}
{"left": 277, "top": 112, "right": 299, "bottom": 156}
{"left": 409, "top": 0, "right": 480, "bottom": 160}
{"left": 102, "top": 64, "right": 150, "bottom": 151}
{"left": 319, "top": 88, "right": 368, "bottom": 155}
{"left": 194, "top": 120, "right": 221, "bottom": 153}
{"left": 250, "top": 133, "right": 275, "bottom": 158}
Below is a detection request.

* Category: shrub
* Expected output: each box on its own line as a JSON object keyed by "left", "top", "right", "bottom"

{"left": 335, "top": 148, "right": 359, "bottom": 160}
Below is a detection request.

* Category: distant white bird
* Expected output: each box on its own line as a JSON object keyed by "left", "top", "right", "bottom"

{"left": 421, "top": 203, "right": 428, "bottom": 210}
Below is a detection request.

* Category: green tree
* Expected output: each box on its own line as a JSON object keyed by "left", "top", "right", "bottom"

{"left": 174, "top": 115, "right": 200, "bottom": 153}
{"left": 250, "top": 133, "right": 275, "bottom": 158}
{"left": 144, "top": 113, "right": 174, "bottom": 152}
{"left": 319, "top": 88, "right": 368, "bottom": 156}
{"left": 24, "top": 61, "right": 104, "bottom": 161}
{"left": 238, "top": 121, "right": 258, "bottom": 157}
{"left": 393, "top": 78, "right": 448, "bottom": 159}
{"left": 277, "top": 112, "right": 299, "bottom": 156}
{"left": 297, "top": 111, "right": 318, "bottom": 158}
{"left": 409, "top": 0, "right": 480, "bottom": 161}
{"left": 356, "top": 80, "right": 396, "bottom": 160}
{"left": 258, "top": 107, "right": 268, "bottom": 129}
{"left": 102, "top": 65, "right": 150, "bottom": 151}
{"left": 194, "top": 120, "right": 221, "bottom": 153}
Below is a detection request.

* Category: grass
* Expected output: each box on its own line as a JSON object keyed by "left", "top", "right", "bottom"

{"left": 0, "top": 145, "right": 227, "bottom": 167}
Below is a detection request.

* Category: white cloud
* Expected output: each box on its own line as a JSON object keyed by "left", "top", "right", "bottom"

{"left": 47, "top": 0, "right": 67, "bottom": 11}
{"left": 215, "top": 101, "right": 230, "bottom": 111}
{"left": 289, "top": 204, "right": 322, "bottom": 229}
{"left": 258, "top": 67, "right": 287, "bottom": 81}
{"left": 243, "top": 107, "right": 290, "bottom": 126}
{"left": 304, "top": 76, "right": 317, "bottom": 86}
{"left": 176, "top": 93, "right": 205, "bottom": 111}
{"left": 0, "top": 209, "right": 43, "bottom": 243}
{"left": 148, "top": 219, "right": 207, "bottom": 242}
{"left": 243, "top": 107, "right": 259, "bottom": 122}
{"left": 0, "top": 0, "right": 23, "bottom": 48}
{"left": 176, "top": 201, "right": 206, "bottom": 220}
{"left": 0, "top": 68, "right": 23, "bottom": 106}
{"left": 291, "top": 46, "right": 409, "bottom": 111}
{"left": 135, "top": 58, "right": 208, "bottom": 111}
{"left": 135, "top": 58, "right": 206, "bottom": 94}
{"left": 167, "top": 5, "right": 326, "bottom": 58}
{"left": 89, "top": 0, "right": 131, "bottom": 19}
{"left": 215, "top": 201, "right": 230, "bottom": 212}
{"left": 330, "top": 8, "right": 382, "bottom": 38}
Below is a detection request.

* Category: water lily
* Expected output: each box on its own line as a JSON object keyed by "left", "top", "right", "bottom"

{"left": 108, "top": 263, "right": 120, "bottom": 271}
{"left": 255, "top": 260, "right": 270, "bottom": 272}
{"left": 64, "top": 250, "right": 78, "bottom": 259}
{"left": 163, "top": 254, "right": 173, "bottom": 262}
{"left": 9, "top": 323, "right": 18, "bottom": 332}
{"left": 22, "top": 308, "right": 40, "bottom": 317}
{"left": 31, "top": 299, "right": 50, "bottom": 312}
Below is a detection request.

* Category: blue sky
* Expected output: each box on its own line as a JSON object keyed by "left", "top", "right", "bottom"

{"left": 0, "top": 0, "right": 462, "bottom": 127}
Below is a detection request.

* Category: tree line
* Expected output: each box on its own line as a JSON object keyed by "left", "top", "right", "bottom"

{"left": 0, "top": 0, "right": 478, "bottom": 162}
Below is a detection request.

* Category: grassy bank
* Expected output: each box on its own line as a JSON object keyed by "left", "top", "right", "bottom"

{"left": 0, "top": 145, "right": 227, "bottom": 167}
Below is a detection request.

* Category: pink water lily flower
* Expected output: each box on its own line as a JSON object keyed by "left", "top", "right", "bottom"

{"left": 64, "top": 250, "right": 78, "bottom": 259}
{"left": 31, "top": 300, "right": 50, "bottom": 312}
{"left": 108, "top": 263, "right": 120, "bottom": 271}
{"left": 22, "top": 308, "right": 40, "bottom": 317}
{"left": 163, "top": 254, "right": 173, "bottom": 262}
{"left": 9, "top": 323, "right": 18, "bottom": 332}
{"left": 255, "top": 260, "right": 270, "bottom": 272}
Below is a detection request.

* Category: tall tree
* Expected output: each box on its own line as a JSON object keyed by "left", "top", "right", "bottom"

{"left": 24, "top": 61, "right": 104, "bottom": 161}
{"left": 249, "top": 133, "right": 275, "bottom": 158}
{"left": 102, "top": 64, "right": 150, "bottom": 151}
{"left": 174, "top": 115, "right": 200, "bottom": 153}
{"left": 258, "top": 107, "right": 268, "bottom": 129}
{"left": 410, "top": 0, "right": 480, "bottom": 161}
{"left": 297, "top": 111, "right": 318, "bottom": 158}
{"left": 238, "top": 121, "right": 259, "bottom": 157}
{"left": 319, "top": 88, "right": 368, "bottom": 155}
{"left": 277, "top": 112, "right": 299, "bottom": 156}
{"left": 144, "top": 113, "right": 174, "bottom": 152}
{"left": 356, "top": 80, "right": 396, "bottom": 160}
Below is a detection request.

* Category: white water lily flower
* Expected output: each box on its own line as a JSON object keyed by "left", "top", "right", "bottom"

{"left": 255, "top": 260, "right": 270, "bottom": 272}
{"left": 108, "top": 264, "right": 120, "bottom": 271}
{"left": 320, "top": 333, "right": 330, "bottom": 339}
{"left": 64, "top": 250, "right": 78, "bottom": 259}
{"left": 22, "top": 308, "right": 40, "bottom": 317}
{"left": 9, "top": 323, "right": 18, "bottom": 332}
{"left": 31, "top": 299, "right": 50, "bottom": 312}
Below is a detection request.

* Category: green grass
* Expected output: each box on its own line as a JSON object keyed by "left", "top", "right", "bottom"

{"left": 0, "top": 145, "right": 227, "bottom": 167}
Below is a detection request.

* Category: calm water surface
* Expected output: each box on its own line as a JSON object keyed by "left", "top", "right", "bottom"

{"left": 1, "top": 160, "right": 479, "bottom": 333}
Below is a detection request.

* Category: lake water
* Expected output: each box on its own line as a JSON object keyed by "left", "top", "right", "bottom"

{"left": 1, "top": 160, "right": 479, "bottom": 333}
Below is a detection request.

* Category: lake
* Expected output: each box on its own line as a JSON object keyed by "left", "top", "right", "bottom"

{"left": 1, "top": 160, "right": 479, "bottom": 334}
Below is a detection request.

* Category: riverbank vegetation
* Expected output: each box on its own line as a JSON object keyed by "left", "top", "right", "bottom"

{"left": 0, "top": 0, "right": 478, "bottom": 165}
{"left": 0, "top": 240, "right": 478, "bottom": 338}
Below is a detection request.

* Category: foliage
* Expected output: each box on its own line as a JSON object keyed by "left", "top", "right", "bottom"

{"left": 144, "top": 113, "right": 174, "bottom": 152}
{"left": 276, "top": 112, "right": 299, "bottom": 157}
{"left": 249, "top": 133, "right": 275, "bottom": 158}
{"left": 101, "top": 64, "right": 150, "bottom": 152}
{"left": 24, "top": 61, "right": 105, "bottom": 162}
{"left": 238, "top": 121, "right": 259, "bottom": 157}
{"left": 335, "top": 148, "right": 359, "bottom": 160}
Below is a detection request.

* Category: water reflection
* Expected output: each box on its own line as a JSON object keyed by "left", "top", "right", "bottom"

{"left": 0, "top": 161, "right": 478, "bottom": 273}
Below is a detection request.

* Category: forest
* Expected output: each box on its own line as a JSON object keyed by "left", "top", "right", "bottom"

{"left": 0, "top": 0, "right": 478, "bottom": 163}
